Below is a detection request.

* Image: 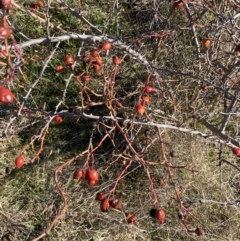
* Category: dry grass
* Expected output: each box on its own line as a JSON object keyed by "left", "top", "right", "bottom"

{"left": 1, "top": 130, "right": 239, "bottom": 240}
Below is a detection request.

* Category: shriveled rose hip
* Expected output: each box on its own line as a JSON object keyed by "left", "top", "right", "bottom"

{"left": 93, "top": 64, "right": 101, "bottom": 73}
{"left": 234, "top": 44, "right": 240, "bottom": 55}
{"left": 158, "top": 179, "right": 164, "bottom": 186}
{"left": 96, "top": 192, "right": 105, "bottom": 201}
{"left": 113, "top": 56, "right": 121, "bottom": 65}
{"left": 30, "top": 3, "right": 38, "bottom": 12}
{"left": 195, "top": 227, "right": 204, "bottom": 236}
{"left": 73, "top": 169, "right": 84, "bottom": 180}
{"left": 109, "top": 198, "right": 121, "bottom": 210}
{"left": 170, "top": 150, "right": 177, "bottom": 158}
{"left": 100, "top": 198, "right": 110, "bottom": 212}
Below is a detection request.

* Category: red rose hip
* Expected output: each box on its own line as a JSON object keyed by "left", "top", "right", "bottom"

{"left": 232, "top": 147, "right": 240, "bottom": 156}
{"left": 73, "top": 169, "right": 84, "bottom": 180}
{"left": 87, "top": 169, "right": 99, "bottom": 181}
{"left": 0, "top": 86, "right": 14, "bottom": 104}
{"left": 15, "top": 155, "right": 25, "bottom": 168}
{"left": 155, "top": 208, "right": 165, "bottom": 223}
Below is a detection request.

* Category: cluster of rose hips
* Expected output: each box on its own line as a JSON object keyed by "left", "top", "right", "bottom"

{"left": 0, "top": 1, "right": 14, "bottom": 103}
{"left": 95, "top": 191, "right": 139, "bottom": 225}
{"left": 95, "top": 191, "right": 122, "bottom": 212}
{"left": 95, "top": 189, "right": 166, "bottom": 226}
{"left": 73, "top": 164, "right": 166, "bottom": 226}
{"left": 73, "top": 168, "right": 99, "bottom": 186}
{"left": 75, "top": 169, "right": 139, "bottom": 226}
{"left": 0, "top": 1, "right": 12, "bottom": 40}
{"left": 55, "top": 41, "right": 158, "bottom": 117}
{"left": 135, "top": 85, "right": 156, "bottom": 116}
{"left": 54, "top": 41, "right": 118, "bottom": 80}
{"left": 12, "top": 153, "right": 204, "bottom": 234}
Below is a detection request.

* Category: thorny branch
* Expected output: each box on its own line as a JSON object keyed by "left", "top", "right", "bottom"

{"left": 2, "top": 1, "right": 240, "bottom": 240}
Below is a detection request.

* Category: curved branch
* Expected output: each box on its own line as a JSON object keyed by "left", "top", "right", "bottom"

{"left": 80, "top": 113, "right": 239, "bottom": 147}
{"left": 2, "top": 34, "right": 200, "bottom": 82}
{"left": 31, "top": 149, "right": 88, "bottom": 241}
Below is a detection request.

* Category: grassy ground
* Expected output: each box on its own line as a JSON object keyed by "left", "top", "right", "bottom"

{"left": 0, "top": 1, "right": 240, "bottom": 241}
{"left": 1, "top": 132, "right": 239, "bottom": 240}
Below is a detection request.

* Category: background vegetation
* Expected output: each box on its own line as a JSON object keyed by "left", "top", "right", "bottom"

{"left": 0, "top": 0, "right": 240, "bottom": 240}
